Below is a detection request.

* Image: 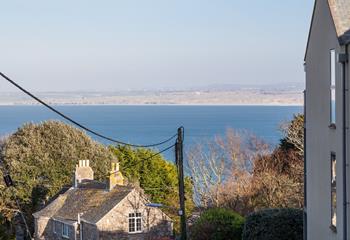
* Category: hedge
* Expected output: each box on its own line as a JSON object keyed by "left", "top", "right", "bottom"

{"left": 190, "top": 208, "right": 245, "bottom": 240}
{"left": 242, "top": 208, "right": 303, "bottom": 240}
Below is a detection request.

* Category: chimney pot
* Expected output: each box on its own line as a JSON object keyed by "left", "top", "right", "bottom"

{"left": 73, "top": 160, "right": 94, "bottom": 188}
{"left": 107, "top": 161, "right": 124, "bottom": 191}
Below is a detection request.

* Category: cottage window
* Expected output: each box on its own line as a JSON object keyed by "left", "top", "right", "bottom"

{"left": 330, "top": 49, "right": 336, "bottom": 125}
{"left": 62, "top": 223, "right": 69, "bottom": 238}
{"left": 331, "top": 152, "right": 337, "bottom": 229}
{"left": 129, "top": 213, "right": 142, "bottom": 233}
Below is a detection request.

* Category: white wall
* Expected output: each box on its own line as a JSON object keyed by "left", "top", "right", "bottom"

{"left": 305, "top": 0, "right": 344, "bottom": 239}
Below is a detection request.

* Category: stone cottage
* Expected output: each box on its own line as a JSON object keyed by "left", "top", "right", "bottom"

{"left": 33, "top": 160, "right": 173, "bottom": 240}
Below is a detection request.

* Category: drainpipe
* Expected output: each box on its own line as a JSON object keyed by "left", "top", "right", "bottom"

{"left": 303, "top": 63, "right": 307, "bottom": 240}
{"left": 339, "top": 47, "right": 349, "bottom": 240}
{"left": 303, "top": 89, "right": 307, "bottom": 240}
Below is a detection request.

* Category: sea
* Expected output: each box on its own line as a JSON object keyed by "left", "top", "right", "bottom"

{"left": 0, "top": 105, "right": 302, "bottom": 161}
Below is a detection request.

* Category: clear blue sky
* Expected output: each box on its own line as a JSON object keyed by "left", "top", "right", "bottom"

{"left": 0, "top": 0, "right": 313, "bottom": 92}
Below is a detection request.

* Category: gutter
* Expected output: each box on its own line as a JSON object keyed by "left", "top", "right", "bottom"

{"left": 340, "top": 47, "right": 349, "bottom": 240}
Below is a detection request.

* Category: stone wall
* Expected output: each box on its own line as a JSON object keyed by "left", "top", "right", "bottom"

{"left": 96, "top": 189, "right": 173, "bottom": 240}
{"left": 34, "top": 190, "right": 173, "bottom": 240}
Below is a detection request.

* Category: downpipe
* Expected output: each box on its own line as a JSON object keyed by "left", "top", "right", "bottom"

{"left": 340, "top": 46, "right": 349, "bottom": 240}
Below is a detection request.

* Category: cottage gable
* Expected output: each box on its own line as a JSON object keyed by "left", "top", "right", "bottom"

{"left": 96, "top": 189, "right": 172, "bottom": 239}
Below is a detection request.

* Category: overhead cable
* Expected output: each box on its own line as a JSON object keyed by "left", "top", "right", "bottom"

{"left": 0, "top": 72, "right": 177, "bottom": 148}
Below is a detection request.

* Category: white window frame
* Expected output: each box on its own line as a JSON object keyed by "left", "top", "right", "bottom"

{"left": 331, "top": 152, "right": 337, "bottom": 231}
{"left": 62, "top": 223, "right": 69, "bottom": 238}
{"left": 128, "top": 212, "right": 142, "bottom": 233}
{"left": 330, "top": 49, "right": 336, "bottom": 126}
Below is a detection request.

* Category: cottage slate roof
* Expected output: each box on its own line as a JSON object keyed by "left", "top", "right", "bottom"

{"left": 33, "top": 182, "right": 134, "bottom": 224}
{"left": 328, "top": 0, "right": 350, "bottom": 44}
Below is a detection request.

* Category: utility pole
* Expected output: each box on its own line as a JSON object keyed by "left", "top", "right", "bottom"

{"left": 176, "top": 127, "right": 187, "bottom": 240}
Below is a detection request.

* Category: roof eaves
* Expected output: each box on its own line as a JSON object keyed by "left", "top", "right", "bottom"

{"left": 339, "top": 31, "right": 350, "bottom": 45}
{"left": 304, "top": 0, "right": 318, "bottom": 61}
{"left": 32, "top": 194, "right": 67, "bottom": 218}
{"left": 80, "top": 219, "right": 97, "bottom": 226}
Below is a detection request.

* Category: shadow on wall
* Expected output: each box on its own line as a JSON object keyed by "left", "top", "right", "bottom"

{"left": 99, "top": 224, "right": 175, "bottom": 240}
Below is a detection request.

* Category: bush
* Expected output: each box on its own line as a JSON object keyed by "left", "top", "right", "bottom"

{"left": 190, "top": 208, "right": 245, "bottom": 240}
{"left": 242, "top": 208, "right": 303, "bottom": 240}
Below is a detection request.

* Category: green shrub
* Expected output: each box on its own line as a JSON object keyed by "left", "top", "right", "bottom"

{"left": 242, "top": 208, "right": 303, "bottom": 240}
{"left": 190, "top": 208, "right": 245, "bottom": 240}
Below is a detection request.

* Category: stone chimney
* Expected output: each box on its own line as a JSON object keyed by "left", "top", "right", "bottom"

{"left": 73, "top": 160, "right": 94, "bottom": 188}
{"left": 107, "top": 161, "right": 124, "bottom": 191}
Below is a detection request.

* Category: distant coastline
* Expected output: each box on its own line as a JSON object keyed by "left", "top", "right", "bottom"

{"left": 0, "top": 89, "right": 303, "bottom": 106}
{"left": 0, "top": 103, "right": 303, "bottom": 107}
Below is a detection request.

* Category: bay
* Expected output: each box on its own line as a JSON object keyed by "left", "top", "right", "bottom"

{"left": 0, "top": 105, "right": 302, "bottom": 161}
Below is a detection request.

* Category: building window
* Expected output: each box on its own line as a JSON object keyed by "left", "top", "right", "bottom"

{"left": 331, "top": 152, "right": 337, "bottom": 229}
{"left": 330, "top": 49, "right": 336, "bottom": 125}
{"left": 129, "top": 213, "right": 142, "bottom": 233}
{"left": 62, "top": 223, "right": 69, "bottom": 238}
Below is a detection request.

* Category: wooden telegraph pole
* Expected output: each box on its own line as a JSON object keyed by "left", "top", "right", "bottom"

{"left": 176, "top": 127, "right": 187, "bottom": 240}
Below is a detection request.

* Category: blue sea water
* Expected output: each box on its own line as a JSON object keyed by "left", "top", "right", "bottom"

{"left": 0, "top": 105, "right": 302, "bottom": 161}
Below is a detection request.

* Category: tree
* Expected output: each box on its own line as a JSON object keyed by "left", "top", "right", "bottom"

{"left": 187, "top": 129, "right": 269, "bottom": 214}
{"left": 280, "top": 114, "right": 304, "bottom": 155}
{"left": 251, "top": 114, "right": 304, "bottom": 209}
{"left": 0, "top": 121, "right": 114, "bottom": 236}
{"left": 110, "top": 145, "right": 194, "bottom": 232}
{"left": 187, "top": 114, "right": 305, "bottom": 214}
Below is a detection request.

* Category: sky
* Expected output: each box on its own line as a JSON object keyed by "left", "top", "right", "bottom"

{"left": 0, "top": 0, "right": 314, "bottom": 92}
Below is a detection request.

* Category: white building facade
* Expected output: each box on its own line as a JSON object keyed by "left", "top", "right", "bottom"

{"left": 305, "top": 0, "right": 350, "bottom": 240}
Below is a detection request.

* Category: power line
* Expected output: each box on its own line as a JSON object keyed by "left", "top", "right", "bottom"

{"left": 123, "top": 143, "right": 176, "bottom": 169}
{"left": 0, "top": 72, "right": 182, "bottom": 238}
{"left": 0, "top": 72, "right": 177, "bottom": 148}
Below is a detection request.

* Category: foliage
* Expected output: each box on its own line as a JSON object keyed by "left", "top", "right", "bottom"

{"left": 187, "top": 129, "right": 269, "bottom": 210}
{"left": 187, "top": 129, "right": 271, "bottom": 215}
{"left": 190, "top": 208, "right": 245, "bottom": 240}
{"left": 0, "top": 121, "right": 114, "bottom": 236}
{"left": 251, "top": 114, "right": 304, "bottom": 209}
{"left": 0, "top": 214, "right": 14, "bottom": 240}
{"left": 110, "top": 145, "right": 194, "bottom": 231}
{"left": 242, "top": 208, "right": 303, "bottom": 240}
{"left": 187, "top": 114, "right": 305, "bottom": 215}
{"left": 280, "top": 114, "right": 304, "bottom": 155}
